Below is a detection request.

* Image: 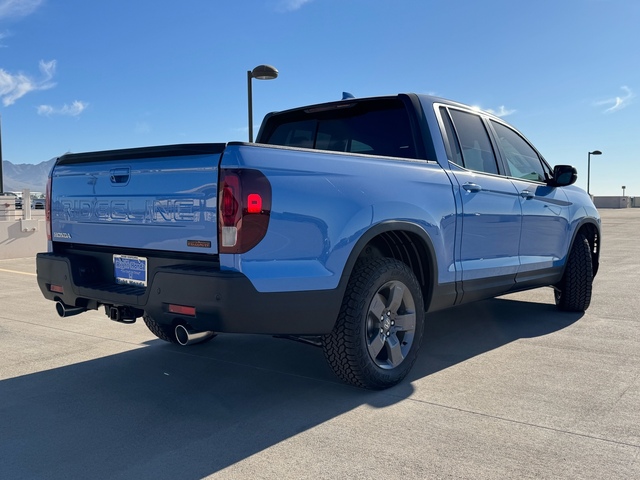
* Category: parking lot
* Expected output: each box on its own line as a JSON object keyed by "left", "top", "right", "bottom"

{"left": 0, "top": 208, "right": 638, "bottom": 479}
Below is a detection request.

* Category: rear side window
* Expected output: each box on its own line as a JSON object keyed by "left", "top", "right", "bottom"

{"left": 263, "top": 99, "right": 417, "bottom": 159}
{"left": 447, "top": 109, "right": 499, "bottom": 175}
{"left": 269, "top": 120, "right": 316, "bottom": 148}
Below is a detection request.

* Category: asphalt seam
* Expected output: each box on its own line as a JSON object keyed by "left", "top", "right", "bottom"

{"left": 0, "top": 315, "right": 150, "bottom": 347}
{"left": 396, "top": 395, "right": 640, "bottom": 450}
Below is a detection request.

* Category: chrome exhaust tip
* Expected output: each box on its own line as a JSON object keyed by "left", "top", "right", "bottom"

{"left": 175, "top": 324, "right": 215, "bottom": 346}
{"left": 55, "top": 301, "right": 87, "bottom": 318}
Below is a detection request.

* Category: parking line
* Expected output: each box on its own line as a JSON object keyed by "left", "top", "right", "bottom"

{"left": 0, "top": 268, "right": 37, "bottom": 276}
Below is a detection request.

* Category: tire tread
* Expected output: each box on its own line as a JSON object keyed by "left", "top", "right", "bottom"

{"left": 322, "top": 257, "right": 424, "bottom": 389}
{"left": 143, "top": 314, "right": 178, "bottom": 343}
{"left": 556, "top": 233, "right": 593, "bottom": 312}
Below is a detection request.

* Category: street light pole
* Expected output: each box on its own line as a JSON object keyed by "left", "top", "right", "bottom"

{"left": 247, "top": 64, "right": 278, "bottom": 142}
{"left": 587, "top": 150, "right": 602, "bottom": 196}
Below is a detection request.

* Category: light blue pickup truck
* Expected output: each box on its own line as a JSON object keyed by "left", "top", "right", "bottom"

{"left": 36, "top": 94, "right": 600, "bottom": 389}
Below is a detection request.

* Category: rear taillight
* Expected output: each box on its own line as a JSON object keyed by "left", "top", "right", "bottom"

{"left": 218, "top": 169, "right": 271, "bottom": 254}
{"left": 45, "top": 176, "right": 52, "bottom": 241}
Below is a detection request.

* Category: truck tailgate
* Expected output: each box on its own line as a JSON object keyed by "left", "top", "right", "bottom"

{"left": 50, "top": 144, "right": 224, "bottom": 254}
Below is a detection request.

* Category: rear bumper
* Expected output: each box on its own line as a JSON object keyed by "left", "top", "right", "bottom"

{"left": 36, "top": 252, "right": 342, "bottom": 335}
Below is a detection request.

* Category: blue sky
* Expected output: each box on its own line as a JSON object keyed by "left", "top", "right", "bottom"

{"left": 0, "top": 0, "right": 638, "bottom": 196}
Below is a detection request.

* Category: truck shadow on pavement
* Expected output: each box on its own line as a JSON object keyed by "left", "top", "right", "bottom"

{"left": 409, "top": 296, "right": 583, "bottom": 384}
{"left": 0, "top": 297, "right": 581, "bottom": 479}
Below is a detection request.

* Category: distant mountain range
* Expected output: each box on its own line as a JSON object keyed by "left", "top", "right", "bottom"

{"left": 1, "top": 158, "right": 56, "bottom": 193}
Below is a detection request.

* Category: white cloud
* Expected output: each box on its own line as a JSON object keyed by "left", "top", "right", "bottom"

{"left": 39, "top": 58, "right": 55, "bottom": 78}
{"left": 275, "top": 0, "right": 314, "bottom": 12}
{"left": 36, "top": 104, "right": 52, "bottom": 115}
{"left": 484, "top": 105, "right": 516, "bottom": 117}
{"left": 472, "top": 104, "right": 516, "bottom": 117}
{"left": 37, "top": 100, "right": 88, "bottom": 117}
{"left": 594, "top": 86, "right": 635, "bottom": 113}
{"left": 0, "top": 59, "right": 56, "bottom": 106}
{"left": 0, "top": 0, "right": 43, "bottom": 20}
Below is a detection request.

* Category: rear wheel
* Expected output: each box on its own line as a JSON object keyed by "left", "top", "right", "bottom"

{"left": 555, "top": 233, "right": 593, "bottom": 312}
{"left": 143, "top": 314, "right": 178, "bottom": 344}
{"left": 323, "top": 257, "right": 425, "bottom": 389}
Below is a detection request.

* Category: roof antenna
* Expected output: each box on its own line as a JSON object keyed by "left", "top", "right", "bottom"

{"left": 342, "top": 92, "right": 355, "bottom": 100}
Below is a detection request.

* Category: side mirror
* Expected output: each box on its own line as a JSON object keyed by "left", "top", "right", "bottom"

{"left": 548, "top": 165, "right": 577, "bottom": 187}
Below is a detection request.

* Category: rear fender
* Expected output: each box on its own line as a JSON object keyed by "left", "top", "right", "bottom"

{"left": 335, "top": 221, "right": 443, "bottom": 311}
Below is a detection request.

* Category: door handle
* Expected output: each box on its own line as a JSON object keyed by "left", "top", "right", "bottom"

{"left": 462, "top": 183, "right": 482, "bottom": 193}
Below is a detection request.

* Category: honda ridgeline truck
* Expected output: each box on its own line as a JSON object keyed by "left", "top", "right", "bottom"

{"left": 36, "top": 94, "right": 601, "bottom": 389}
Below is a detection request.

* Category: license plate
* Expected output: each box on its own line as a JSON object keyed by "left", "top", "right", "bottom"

{"left": 114, "top": 254, "right": 147, "bottom": 287}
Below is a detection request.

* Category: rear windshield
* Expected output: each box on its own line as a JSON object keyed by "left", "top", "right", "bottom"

{"left": 261, "top": 98, "right": 417, "bottom": 159}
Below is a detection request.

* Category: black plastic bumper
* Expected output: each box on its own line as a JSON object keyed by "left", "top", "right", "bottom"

{"left": 36, "top": 252, "right": 342, "bottom": 335}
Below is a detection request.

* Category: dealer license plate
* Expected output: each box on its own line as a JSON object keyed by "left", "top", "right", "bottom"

{"left": 114, "top": 254, "right": 147, "bottom": 287}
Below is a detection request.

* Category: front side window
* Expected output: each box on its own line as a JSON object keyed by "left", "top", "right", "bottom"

{"left": 448, "top": 109, "right": 499, "bottom": 175}
{"left": 491, "top": 121, "right": 547, "bottom": 182}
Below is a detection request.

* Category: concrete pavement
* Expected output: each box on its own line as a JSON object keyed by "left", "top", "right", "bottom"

{"left": 0, "top": 209, "right": 638, "bottom": 479}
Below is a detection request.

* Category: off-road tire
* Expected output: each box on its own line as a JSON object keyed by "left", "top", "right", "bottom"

{"left": 555, "top": 233, "right": 593, "bottom": 312}
{"left": 143, "top": 314, "right": 179, "bottom": 344}
{"left": 322, "top": 257, "right": 425, "bottom": 389}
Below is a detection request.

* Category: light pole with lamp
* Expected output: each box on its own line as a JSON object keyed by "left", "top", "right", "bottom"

{"left": 247, "top": 64, "right": 278, "bottom": 142}
{"left": 587, "top": 150, "right": 602, "bottom": 196}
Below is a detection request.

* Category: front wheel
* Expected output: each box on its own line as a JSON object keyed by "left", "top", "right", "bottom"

{"left": 555, "top": 233, "right": 593, "bottom": 312}
{"left": 323, "top": 257, "right": 425, "bottom": 389}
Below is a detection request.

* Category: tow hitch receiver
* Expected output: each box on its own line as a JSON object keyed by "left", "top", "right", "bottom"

{"left": 105, "top": 305, "right": 141, "bottom": 324}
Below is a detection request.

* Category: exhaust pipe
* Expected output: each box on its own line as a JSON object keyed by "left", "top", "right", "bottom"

{"left": 175, "top": 324, "right": 215, "bottom": 346}
{"left": 56, "top": 301, "right": 87, "bottom": 318}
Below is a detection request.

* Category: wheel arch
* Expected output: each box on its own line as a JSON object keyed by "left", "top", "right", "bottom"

{"left": 572, "top": 219, "right": 601, "bottom": 277}
{"left": 338, "top": 221, "right": 438, "bottom": 311}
